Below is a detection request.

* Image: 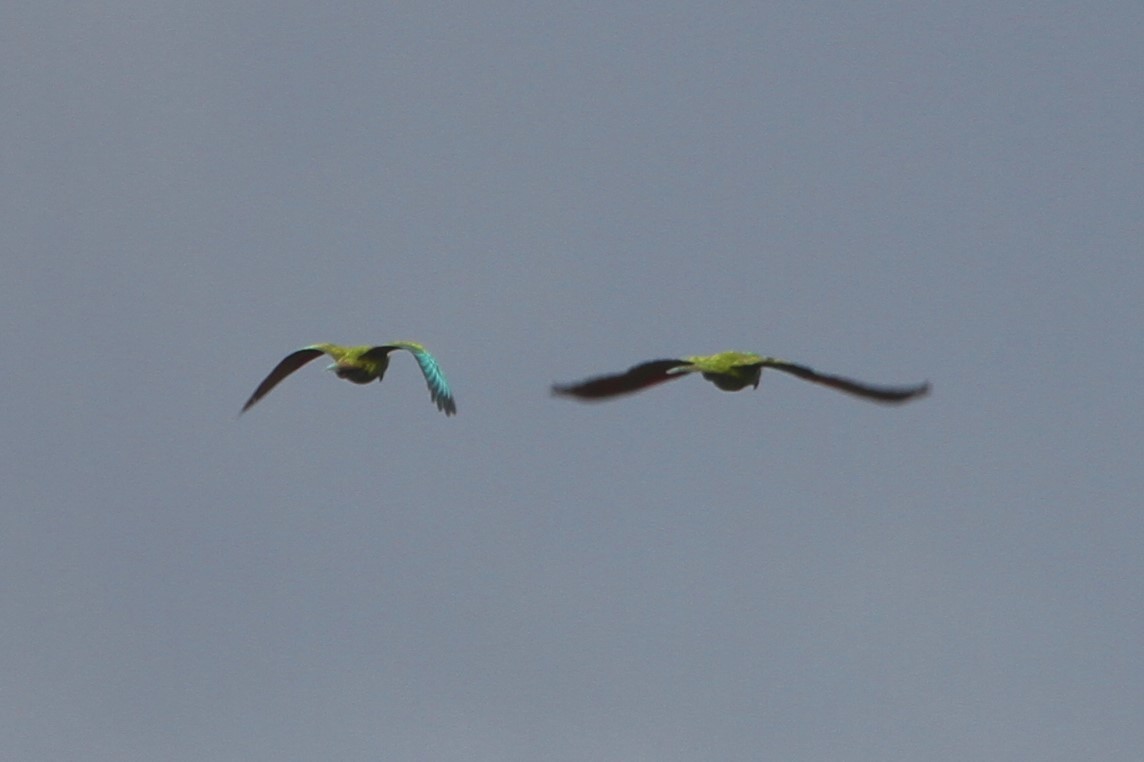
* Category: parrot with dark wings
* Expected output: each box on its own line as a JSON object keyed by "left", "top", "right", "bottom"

{"left": 552, "top": 351, "right": 928, "bottom": 405}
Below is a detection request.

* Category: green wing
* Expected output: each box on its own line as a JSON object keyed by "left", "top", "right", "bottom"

{"left": 240, "top": 347, "right": 327, "bottom": 414}
{"left": 552, "top": 359, "right": 692, "bottom": 399}
{"left": 369, "top": 342, "right": 457, "bottom": 416}
{"left": 761, "top": 359, "right": 930, "bottom": 403}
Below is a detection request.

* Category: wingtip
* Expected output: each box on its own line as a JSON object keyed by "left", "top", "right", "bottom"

{"left": 889, "top": 380, "right": 932, "bottom": 404}
{"left": 551, "top": 383, "right": 593, "bottom": 400}
{"left": 907, "top": 380, "right": 932, "bottom": 397}
{"left": 433, "top": 390, "right": 458, "bottom": 416}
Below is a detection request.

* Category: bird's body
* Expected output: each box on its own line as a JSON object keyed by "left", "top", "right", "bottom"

{"left": 318, "top": 344, "right": 396, "bottom": 385}
{"left": 553, "top": 350, "right": 929, "bottom": 404}
{"left": 241, "top": 341, "right": 456, "bottom": 415}
{"left": 684, "top": 351, "right": 767, "bottom": 391}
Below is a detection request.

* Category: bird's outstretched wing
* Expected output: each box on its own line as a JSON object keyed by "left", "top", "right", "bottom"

{"left": 552, "top": 359, "right": 691, "bottom": 400}
{"left": 762, "top": 359, "right": 930, "bottom": 403}
{"left": 370, "top": 342, "right": 457, "bottom": 416}
{"left": 240, "top": 347, "right": 327, "bottom": 413}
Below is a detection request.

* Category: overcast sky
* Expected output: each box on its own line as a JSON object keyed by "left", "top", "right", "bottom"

{"left": 4, "top": 3, "right": 1142, "bottom": 760}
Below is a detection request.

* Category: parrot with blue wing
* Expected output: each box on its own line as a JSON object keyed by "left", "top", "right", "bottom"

{"left": 241, "top": 341, "right": 456, "bottom": 416}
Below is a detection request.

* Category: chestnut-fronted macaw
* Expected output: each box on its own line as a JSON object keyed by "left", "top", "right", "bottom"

{"left": 552, "top": 351, "right": 929, "bottom": 404}
{"left": 241, "top": 341, "right": 456, "bottom": 416}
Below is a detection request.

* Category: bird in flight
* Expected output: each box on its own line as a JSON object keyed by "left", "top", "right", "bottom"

{"left": 241, "top": 341, "right": 456, "bottom": 416}
{"left": 552, "top": 351, "right": 929, "bottom": 404}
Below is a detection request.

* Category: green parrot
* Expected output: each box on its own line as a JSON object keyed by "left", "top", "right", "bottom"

{"left": 241, "top": 341, "right": 456, "bottom": 416}
{"left": 552, "top": 351, "right": 929, "bottom": 404}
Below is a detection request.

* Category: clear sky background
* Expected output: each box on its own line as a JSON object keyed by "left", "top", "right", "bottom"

{"left": 4, "top": 3, "right": 1142, "bottom": 760}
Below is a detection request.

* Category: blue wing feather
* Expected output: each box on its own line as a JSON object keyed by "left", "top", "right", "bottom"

{"left": 379, "top": 342, "right": 457, "bottom": 416}
{"left": 410, "top": 347, "right": 456, "bottom": 415}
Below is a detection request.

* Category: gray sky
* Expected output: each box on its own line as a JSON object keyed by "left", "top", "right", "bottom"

{"left": 4, "top": 3, "right": 1142, "bottom": 760}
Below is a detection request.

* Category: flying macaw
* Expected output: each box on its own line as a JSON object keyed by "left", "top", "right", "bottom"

{"left": 552, "top": 351, "right": 929, "bottom": 404}
{"left": 241, "top": 341, "right": 456, "bottom": 416}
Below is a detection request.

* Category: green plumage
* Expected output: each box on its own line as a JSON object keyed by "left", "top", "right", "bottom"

{"left": 552, "top": 350, "right": 929, "bottom": 404}
{"left": 241, "top": 341, "right": 456, "bottom": 416}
